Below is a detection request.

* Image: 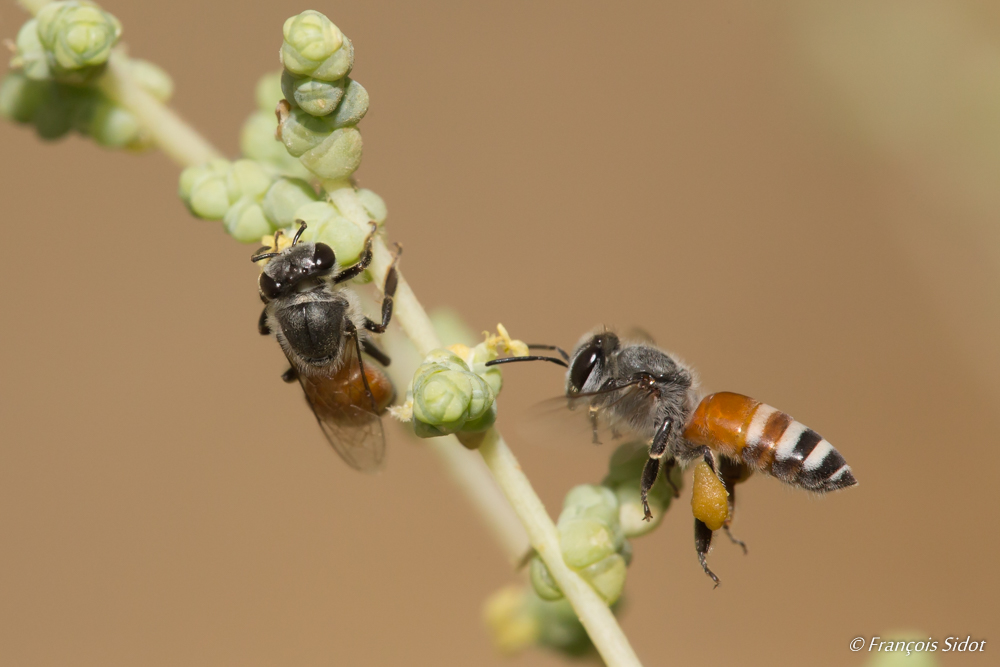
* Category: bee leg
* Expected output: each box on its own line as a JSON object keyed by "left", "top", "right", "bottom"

{"left": 281, "top": 367, "right": 298, "bottom": 383}
{"left": 331, "top": 222, "right": 379, "bottom": 284}
{"left": 719, "top": 457, "right": 751, "bottom": 555}
{"left": 695, "top": 519, "right": 721, "bottom": 588}
{"left": 588, "top": 407, "right": 601, "bottom": 444}
{"left": 363, "top": 243, "right": 402, "bottom": 334}
{"left": 258, "top": 308, "right": 270, "bottom": 335}
{"left": 662, "top": 456, "right": 681, "bottom": 498}
{"left": 640, "top": 418, "right": 674, "bottom": 520}
{"left": 361, "top": 338, "right": 391, "bottom": 366}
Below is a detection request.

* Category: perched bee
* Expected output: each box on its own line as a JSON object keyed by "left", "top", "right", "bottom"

{"left": 489, "top": 329, "right": 857, "bottom": 585}
{"left": 252, "top": 220, "right": 400, "bottom": 472}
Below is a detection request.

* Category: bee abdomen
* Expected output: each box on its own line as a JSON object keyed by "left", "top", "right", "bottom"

{"left": 685, "top": 392, "right": 856, "bottom": 493}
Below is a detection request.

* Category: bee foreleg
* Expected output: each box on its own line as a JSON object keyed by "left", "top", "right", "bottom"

{"left": 258, "top": 308, "right": 271, "bottom": 335}
{"left": 641, "top": 418, "right": 674, "bottom": 520}
{"left": 695, "top": 519, "right": 720, "bottom": 588}
{"left": 332, "top": 222, "right": 378, "bottom": 285}
{"left": 363, "top": 242, "right": 401, "bottom": 334}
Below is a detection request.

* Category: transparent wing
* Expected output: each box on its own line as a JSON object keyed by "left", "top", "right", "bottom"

{"left": 298, "top": 366, "right": 387, "bottom": 473}
{"left": 515, "top": 383, "right": 656, "bottom": 448}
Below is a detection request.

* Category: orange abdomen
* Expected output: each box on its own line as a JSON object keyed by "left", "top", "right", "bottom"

{"left": 683, "top": 392, "right": 856, "bottom": 492}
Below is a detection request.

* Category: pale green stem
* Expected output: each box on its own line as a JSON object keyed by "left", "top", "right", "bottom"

{"left": 324, "top": 181, "right": 643, "bottom": 667}
{"left": 98, "top": 53, "right": 222, "bottom": 166}
{"left": 17, "top": 0, "right": 49, "bottom": 14}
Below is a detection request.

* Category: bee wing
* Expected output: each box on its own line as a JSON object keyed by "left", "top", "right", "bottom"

{"left": 298, "top": 371, "right": 387, "bottom": 473}
{"left": 516, "top": 383, "right": 655, "bottom": 448}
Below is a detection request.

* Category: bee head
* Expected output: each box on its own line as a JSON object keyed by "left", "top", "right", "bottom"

{"left": 254, "top": 242, "right": 336, "bottom": 300}
{"left": 567, "top": 331, "right": 619, "bottom": 395}
{"left": 251, "top": 221, "right": 336, "bottom": 300}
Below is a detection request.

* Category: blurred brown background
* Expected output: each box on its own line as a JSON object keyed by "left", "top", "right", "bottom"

{"left": 1, "top": 1, "right": 998, "bottom": 665}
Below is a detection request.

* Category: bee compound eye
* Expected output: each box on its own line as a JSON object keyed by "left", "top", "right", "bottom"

{"left": 313, "top": 243, "right": 335, "bottom": 271}
{"left": 259, "top": 272, "right": 280, "bottom": 299}
{"left": 569, "top": 343, "right": 602, "bottom": 392}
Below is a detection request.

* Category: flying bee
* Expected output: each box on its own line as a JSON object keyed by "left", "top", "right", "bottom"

{"left": 252, "top": 220, "right": 401, "bottom": 472}
{"left": 488, "top": 329, "right": 857, "bottom": 585}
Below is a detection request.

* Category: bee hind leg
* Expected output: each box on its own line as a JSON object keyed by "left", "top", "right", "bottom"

{"left": 695, "top": 519, "right": 721, "bottom": 588}
{"left": 719, "top": 457, "right": 752, "bottom": 555}
{"left": 361, "top": 339, "right": 391, "bottom": 366}
{"left": 281, "top": 367, "right": 298, "bottom": 383}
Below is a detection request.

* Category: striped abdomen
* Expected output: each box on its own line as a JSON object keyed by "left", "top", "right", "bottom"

{"left": 682, "top": 392, "right": 856, "bottom": 492}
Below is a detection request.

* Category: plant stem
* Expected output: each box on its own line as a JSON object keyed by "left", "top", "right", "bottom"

{"left": 98, "top": 53, "right": 222, "bottom": 166}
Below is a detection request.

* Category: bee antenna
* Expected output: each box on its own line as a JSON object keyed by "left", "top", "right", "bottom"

{"left": 250, "top": 252, "right": 279, "bottom": 263}
{"left": 526, "top": 343, "right": 569, "bottom": 362}
{"left": 291, "top": 220, "right": 307, "bottom": 245}
{"left": 485, "top": 355, "right": 568, "bottom": 368}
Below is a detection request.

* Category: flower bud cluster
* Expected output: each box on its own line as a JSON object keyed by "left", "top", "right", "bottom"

{"left": 405, "top": 349, "right": 500, "bottom": 439}
{"left": 178, "top": 159, "right": 315, "bottom": 242}
{"left": 530, "top": 485, "right": 630, "bottom": 605}
{"left": 2, "top": 3, "right": 170, "bottom": 150}
{"left": 484, "top": 586, "right": 594, "bottom": 658}
{"left": 14, "top": 2, "right": 121, "bottom": 84}
{"left": 392, "top": 325, "right": 533, "bottom": 440}
{"left": 275, "top": 11, "right": 369, "bottom": 181}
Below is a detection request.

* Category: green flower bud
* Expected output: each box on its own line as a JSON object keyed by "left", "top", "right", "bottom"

{"left": 535, "top": 597, "right": 593, "bottom": 657}
{"left": 86, "top": 96, "right": 140, "bottom": 147}
{"left": 224, "top": 198, "right": 272, "bottom": 243}
{"left": 529, "top": 556, "right": 563, "bottom": 601}
{"left": 30, "top": 87, "right": 74, "bottom": 139}
{"left": 410, "top": 350, "right": 497, "bottom": 438}
{"left": 36, "top": 1, "right": 122, "bottom": 80}
{"left": 0, "top": 71, "right": 50, "bottom": 123}
{"left": 179, "top": 159, "right": 234, "bottom": 220}
{"left": 227, "top": 159, "right": 273, "bottom": 200}
{"left": 128, "top": 58, "right": 173, "bottom": 103}
{"left": 239, "top": 110, "right": 314, "bottom": 180}
{"left": 325, "top": 78, "right": 368, "bottom": 129}
{"left": 14, "top": 19, "right": 51, "bottom": 81}
{"left": 281, "top": 70, "right": 345, "bottom": 117}
{"left": 559, "top": 518, "right": 618, "bottom": 570}
{"left": 261, "top": 178, "right": 318, "bottom": 228}
{"left": 356, "top": 188, "right": 387, "bottom": 224}
{"left": 255, "top": 71, "right": 283, "bottom": 112}
{"left": 483, "top": 586, "right": 541, "bottom": 655}
{"left": 578, "top": 554, "right": 627, "bottom": 605}
{"left": 280, "top": 11, "right": 354, "bottom": 82}
{"left": 276, "top": 105, "right": 332, "bottom": 155}
{"left": 562, "top": 484, "right": 620, "bottom": 527}
{"left": 298, "top": 126, "right": 363, "bottom": 180}
{"left": 292, "top": 200, "right": 367, "bottom": 266}
{"left": 277, "top": 106, "right": 364, "bottom": 180}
